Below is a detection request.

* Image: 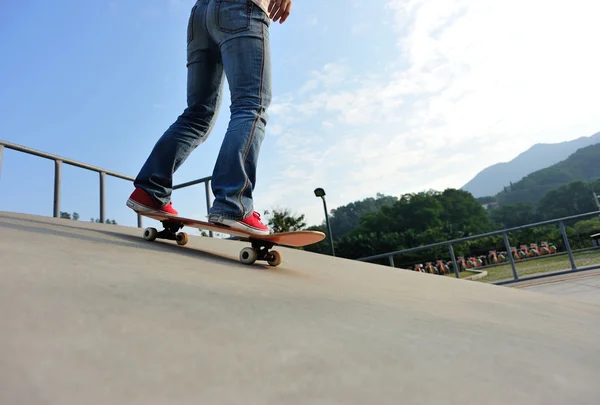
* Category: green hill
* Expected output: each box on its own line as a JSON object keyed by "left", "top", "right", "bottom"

{"left": 494, "top": 143, "right": 600, "bottom": 206}
{"left": 462, "top": 131, "right": 600, "bottom": 197}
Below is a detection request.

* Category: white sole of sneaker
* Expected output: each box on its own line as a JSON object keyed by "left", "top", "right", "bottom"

{"left": 209, "top": 219, "right": 270, "bottom": 236}
{"left": 126, "top": 198, "right": 177, "bottom": 217}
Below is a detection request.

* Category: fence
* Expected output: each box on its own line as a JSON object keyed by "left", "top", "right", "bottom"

{"left": 5, "top": 140, "right": 600, "bottom": 283}
{"left": 0, "top": 140, "right": 213, "bottom": 232}
{"left": 357, "top": 210, "right": 600, "bottom": 284}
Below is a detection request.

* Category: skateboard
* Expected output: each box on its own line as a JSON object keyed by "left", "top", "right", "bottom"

{"left": 136, "top": 211, "right": 326, "bottom": 267}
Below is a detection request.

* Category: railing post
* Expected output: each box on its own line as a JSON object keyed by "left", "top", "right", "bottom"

{"left": 502, "top": 232, "right": 519, "bottom": 281}
{"left": 559, "top": 221, "right": 577, "bottom": 270}
{"left": 388, "top": 255, "right": 395, "bottom": 267}
{"left": 99, "top": 172, "right": 106, "bottom": 223}
{"left": 448, "top": 243, "right": 460, "bottom": 278}
{"left": 205, "top": 179, "right": 213, "bottom": 238}
{"left": 54, "top": 160, "right": 62, "bottom": 218}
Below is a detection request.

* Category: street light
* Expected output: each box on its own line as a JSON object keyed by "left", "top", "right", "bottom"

{"left": 314, "top": 187, "right": 335, "bottom": 256}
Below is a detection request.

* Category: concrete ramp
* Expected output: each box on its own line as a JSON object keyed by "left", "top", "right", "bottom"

{"left": 1, "top": 211, "right": 600, "bottom": 404}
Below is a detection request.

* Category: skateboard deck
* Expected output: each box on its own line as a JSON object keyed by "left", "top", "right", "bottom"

{"left": 137, "top": 211, "right": 326, "bottom": 267}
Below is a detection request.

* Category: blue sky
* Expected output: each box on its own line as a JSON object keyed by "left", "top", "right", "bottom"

{"left": 2, "top": 0, "right": 600, "bottom": 231}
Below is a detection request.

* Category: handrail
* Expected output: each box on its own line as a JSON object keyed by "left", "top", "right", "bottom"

{"left": 357, "top": 210, "right": 600, "bottom": 262}
{"left": 356, "top": 209, "right": 600, "bottom": 283}
{"left": 0, "top": 140, "right": 213, "bottom": 231}
{"left": 0, "top": 140, "right": 135, "bottom": 181}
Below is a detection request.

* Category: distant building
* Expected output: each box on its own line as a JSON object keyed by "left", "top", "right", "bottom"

{"left": 481, "top": 201, "right": 499, "bottom": 210}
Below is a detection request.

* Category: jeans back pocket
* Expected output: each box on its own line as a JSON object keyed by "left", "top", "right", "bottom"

{"left": 187, "top": 4, "right": 198, "bottom": 44}
{"left": 217, "top": 0, "right": 252, "bottom": 34}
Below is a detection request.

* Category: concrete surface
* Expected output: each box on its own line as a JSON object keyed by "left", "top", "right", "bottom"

{"left": 2, "top": 211, "right": 600, "bottom": 405}
{"left": 519, "top": 274, "right": 600, "bottom": 306}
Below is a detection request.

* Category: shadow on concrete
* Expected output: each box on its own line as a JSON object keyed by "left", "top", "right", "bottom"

{"left": 0, "top": 218, "right": 237, "bottom": 268}
{"left": 0, "top": 215, "right": 303, "bottom": 277}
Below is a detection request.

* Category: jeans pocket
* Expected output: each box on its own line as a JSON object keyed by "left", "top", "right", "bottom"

{"left": 217, "top": 0, "right": 252, "bottom": 34}
{"left": 187, "top": 4, "right": 197, "bottom": 44}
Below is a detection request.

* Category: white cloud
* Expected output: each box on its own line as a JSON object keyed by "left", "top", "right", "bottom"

{"left": 297, "top": 63, "right": 349, "bottom": 95}
{"left": 258, "top": 0, "right": 600, "bottom": 227}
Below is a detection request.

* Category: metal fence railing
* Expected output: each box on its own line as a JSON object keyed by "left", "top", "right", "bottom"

{"left": 357, "top": 210, "right": 600, "bottom": 284}
{"left": 0, "top": 140, "right": 212, "bottom": 231}
{"left": 5, "top": 140, "right": 600, "bottom": 283}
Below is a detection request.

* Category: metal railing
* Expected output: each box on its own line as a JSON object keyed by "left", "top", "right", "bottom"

{"left": 357, "top": 210, "right": 600, "bottom": 284}
{"left": 0, "top": 140, "right": 212, "bottom": 230}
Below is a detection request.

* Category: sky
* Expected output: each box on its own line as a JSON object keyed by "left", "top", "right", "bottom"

{"left": 1, "top": 0, "right": 600, "bottom": 233}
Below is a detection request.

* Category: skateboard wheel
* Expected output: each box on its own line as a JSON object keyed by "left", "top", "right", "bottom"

{"left": 143, "top": 227, "right": 158, "bottom": 241}
{"left": 239, "top": 247, "right": 257, "bottom": 265}
{"left": 267, "top": 251, "right": 282, "bottom": 267}
{"left": 176, "top": 232, "right": 189, "bottom": 246}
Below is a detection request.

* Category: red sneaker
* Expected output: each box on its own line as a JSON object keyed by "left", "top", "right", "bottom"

{"left": 126, "top": 187, "right": 178, "bottom": 216}
{"left": 211, "top": 211, "right": 270, "bottom": 235}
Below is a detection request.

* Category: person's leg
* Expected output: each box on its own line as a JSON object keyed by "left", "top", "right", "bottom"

{"left": 128, "top": 1, "right": 224, "bottom": 215}
{"left": 205, "top": 0, "right": 272, "bottom": 233}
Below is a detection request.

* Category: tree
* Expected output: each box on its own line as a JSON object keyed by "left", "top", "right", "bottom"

{"left": 489, "top": 202, "right": 538, "bottom": 229}
{"left": 90, "top": 217, "right": 118, "bottom": 225}
{"left": 61, "top": 211, "right": 115, "bottom": 225}
{"left": 326, "top": 193, "right": 397, "bottom": 240}
{"left": 573, "top": 217, "right": 600, "bottom": 236}
{"left": 325, "top": 188, "right": 493, "bottom": 263}
{"left": 335, "top": 231, "right": 404, "bottom": 261}
{"left": 264, "top": 208, "right": 306, "bottom": 234}
{"left": 477, "top": 196, "right": 496, "bottom": 204}
{"left": 60, "top": 211, "right": 79, "bottom": 220}
{"left": 436, "top": 189, "right": 494, "bottom": 238}
{"left": 537, "top": 180, "right": 597, "bottom": 220}
{"left": 356, "top": 191, "right": 445, "bottom": 247}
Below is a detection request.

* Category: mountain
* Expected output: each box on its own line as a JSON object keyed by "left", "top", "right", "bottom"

{"left": 461, "top": 131, "right": 600, "bottom": 197}
{"left": 494, "top": 142, "right": 600, "bottom": 206}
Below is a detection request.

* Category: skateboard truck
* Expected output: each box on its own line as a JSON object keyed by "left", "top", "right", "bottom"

{"left": 143, "top": 220, "right": 190, "bottom": 246}
{"left": 239, "top": 240, "right": 282, "bottom": 267}
{"left": 143, "top": 220, "right": 282, "bottom": 267}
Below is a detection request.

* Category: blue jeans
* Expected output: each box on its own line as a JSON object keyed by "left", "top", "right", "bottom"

{"left": 134, "top": 0, "right": 271, "bottom": 221}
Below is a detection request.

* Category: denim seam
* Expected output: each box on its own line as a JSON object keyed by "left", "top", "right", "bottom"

{"left": 236, "top": 15, "right": 265, "bottom": 219}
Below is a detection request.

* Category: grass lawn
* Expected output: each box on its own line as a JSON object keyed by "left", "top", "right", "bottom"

{"left": 452, "top": 270, "right": 479, "bottom": 279}
{"left": 467, "top": 249, "right": 600, "bottom": 283}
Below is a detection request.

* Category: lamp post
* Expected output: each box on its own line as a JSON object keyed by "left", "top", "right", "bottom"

{"left": 314, "top": 187, "right": 335, "bottom": 256}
